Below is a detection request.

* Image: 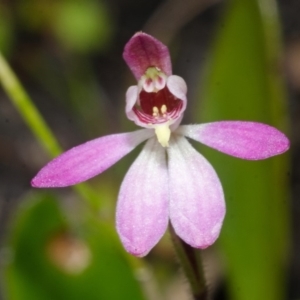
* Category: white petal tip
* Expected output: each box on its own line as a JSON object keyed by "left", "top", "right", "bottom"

{"left": 119, "top": 236, "right": 152, "bottom": 257}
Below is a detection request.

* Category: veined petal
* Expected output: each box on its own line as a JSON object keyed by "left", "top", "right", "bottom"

{"left": 123, "top": 32, "right": 172, "bottom": 80}
{"left": 168, "top": 136, "right": 225, "bottom": 248}
{"left": 116, "top": 137, "right": 169, "bottom": 257}
{"left": 178, "top": 121, "right": 289, "bottom": 160}
{"left": 31, "top": 130, "right": 154, "bottom": 187}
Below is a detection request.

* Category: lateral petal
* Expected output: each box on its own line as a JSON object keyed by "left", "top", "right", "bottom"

{"left": 116, "top": 137, "right": 169, "bottom": 257}
{"left": 166, "top": 75, "right": 188, "bottom": 129}
{"left": 166, "top": 75, "right": 187, "bottom": 103}
{"left": 31, "top": 130, "right": 154, "bottom": 187}
{"left": 168, "top": 136, "right": 225, "bottom": 249}
{"left": 125, "top": 85, "right": 139, "bottom": 121}
{"left": 123, "top": 32, "right": 172, "bottom": 80}
{"left": 178, "top": 121, "right": 290, "bottom": 160}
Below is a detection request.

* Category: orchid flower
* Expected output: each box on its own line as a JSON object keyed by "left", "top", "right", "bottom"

{"left": 32, "top": 32, "right": 289, "bottom": 257}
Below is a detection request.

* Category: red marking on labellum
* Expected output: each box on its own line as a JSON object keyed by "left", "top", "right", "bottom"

{"left": 139, "top": 87, "right": 180, "bottom": 115}
{"left": 133, "top": 86, "right": 183, "bottom": 124}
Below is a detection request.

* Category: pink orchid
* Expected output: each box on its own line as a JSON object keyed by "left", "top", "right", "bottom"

{"left": 32, "top": 32, "right": 289, "bottom": 257}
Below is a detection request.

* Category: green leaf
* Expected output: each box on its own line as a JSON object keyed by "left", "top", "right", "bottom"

{"left": 195, "top": 0, "right": 290, "bottom": 299}
{"left": 4, "top": 193, "right": 145, "bottom": 300}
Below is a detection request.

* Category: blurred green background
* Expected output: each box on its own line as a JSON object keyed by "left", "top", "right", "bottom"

{"left": 0, "top": 0, "right": 298, "bottom": 299}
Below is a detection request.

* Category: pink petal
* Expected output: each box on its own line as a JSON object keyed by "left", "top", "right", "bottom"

{"left": 123, "top": 32, "right": 172, "bottom": 80}
{"left": 166, "top": 75, "right": 187, "bottom": 103}
{"left": 125, "top": 85, "right": 139, "bottom": 121}
{"left": 178, "top": 121, "right": 290, "bottom": 160}
{"left": 167, "top": 136, "right": 225, "bottom": 249}
{"left": 166, "top": 75, "right": 188, "bottom": 125}
{"left": 116, "top": 138, "right": 169, "bottom": 257}
{"left": 31, "top": 130, "right": 154, "bottom": 187}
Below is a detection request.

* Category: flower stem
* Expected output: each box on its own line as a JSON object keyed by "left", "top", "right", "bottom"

{"left": 169, "top": 224, "right": 208, "bottom": 300}
{"left": 0, "top": 52, "right": 100, "bottom": 211}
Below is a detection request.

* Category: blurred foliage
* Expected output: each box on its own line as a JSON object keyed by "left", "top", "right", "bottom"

{"left": 4, "top": 193, "right": 145, "bottom": 300}
{"left": 197, "top": 0, "right": 290, "bottom": 299}
{"left": 0, "top": 4, "right": 14, "bottom": 56}
{"left": 52, "top": 0, "right": 113, "bottom": 53}
{"left": 17, "top": 0, "right": 113, "bottom": 53}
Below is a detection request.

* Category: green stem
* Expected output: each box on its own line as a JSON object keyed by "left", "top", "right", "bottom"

{"left": 0, "top": 52, "right": 100, "bottom": 211}
{"left": 169, "top": 224, "right": 208, "bottom": 300}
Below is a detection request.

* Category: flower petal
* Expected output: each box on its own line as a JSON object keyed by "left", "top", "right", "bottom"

{"left": 31, "top": 130, "right": 154, "bottom": 187}
{"left": 168, "top": 136, "right": 225, "bottom": 248}
{"left": 125, "top": 85, "right": 139, "bottom": 121}
{"left": 166, "top": 75, "right": 187, "bottom": 103}
{"left": 116, "top": 137, "right": 169, "bottom": 257}
{"left": 178, "top": 121, "right": 290, "bottom": 160}
{"left": 166, "top": 75, "right": 188, "bottom": 129}
{"left": 123, "top": 32, "right": 172, "bottom": 80}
